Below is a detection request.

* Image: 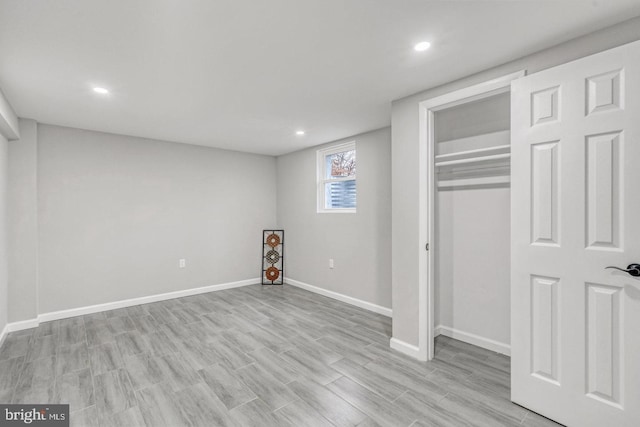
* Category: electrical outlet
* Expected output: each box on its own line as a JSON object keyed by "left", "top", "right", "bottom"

{"left": 329, "top": 258, "right": 334, "bottom": 269}
{"left": 179, "top": 259, "right": 186, "bottom": 268}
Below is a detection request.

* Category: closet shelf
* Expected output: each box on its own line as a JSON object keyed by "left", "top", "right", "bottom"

{"left": 435, "top": 152, "right": 510, "bottom": 167}
{"left": 435, "top": 144, "right": 511, "bottom": 168}
{"left": 435, "top": 143, "right": 510, "bottom": 160}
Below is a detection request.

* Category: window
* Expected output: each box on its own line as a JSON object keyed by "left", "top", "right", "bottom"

{"left": 317, "top": 141, "right": 356, "bottom": 213}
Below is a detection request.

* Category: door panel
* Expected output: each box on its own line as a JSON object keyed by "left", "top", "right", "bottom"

{"left": 585, "top": 282, "right": 622, "bottom": 406}
{"left": 511, "top": 40, "right": 640, "bottom": 427}
{"left": 531, "top": 141, "right": 559, "bottom": 246}
{"left": 585, "top": 131, "right": 621, "bottom": 249}
{"left": 530, "top": 275, "right": 560, "bottom": 383}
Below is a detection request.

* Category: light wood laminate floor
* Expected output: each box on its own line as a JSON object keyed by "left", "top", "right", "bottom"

{"left": 0, "top": 284, "right": 561, "bottom": 427}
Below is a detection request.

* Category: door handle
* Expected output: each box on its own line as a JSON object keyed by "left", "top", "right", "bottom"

{"left": 605, "top": 263, "right": 640, "bottom": 277}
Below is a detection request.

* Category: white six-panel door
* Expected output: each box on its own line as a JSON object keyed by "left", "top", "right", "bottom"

{"left": 511, "top": 41, "right": 640, "bottom": 427}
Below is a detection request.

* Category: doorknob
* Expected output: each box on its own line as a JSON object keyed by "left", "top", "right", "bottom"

{"left": 605, "top": 263, "right": 640, "bottom": 277}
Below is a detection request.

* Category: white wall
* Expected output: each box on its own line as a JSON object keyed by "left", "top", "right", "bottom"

{"left": 277, "top": 128, "right": 392, "bottom": 310}
{"left": 435, "top": 93, "right": 510, "bottom": 144}
{"left": 35, "top": 124, "right": 276, "bottom": 314}
{"left": 8, "top": 119, "right": 38, "bottom": 322}
{"left": 391, "top": 16, "right": 640, "bottom": 349}
{"left": 0, "top": 134, "right": 8, "bottom": 334}
{"left": 436, "top": 188, "right": 510, "bottom": 345}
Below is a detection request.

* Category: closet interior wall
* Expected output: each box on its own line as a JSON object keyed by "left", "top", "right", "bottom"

{"left": 434, "top": 92, "right": 511, "bottom": 351}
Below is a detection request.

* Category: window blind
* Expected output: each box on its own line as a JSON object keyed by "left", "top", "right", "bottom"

{"left": 325, "top": 180, "right": 356, "bottom": 209}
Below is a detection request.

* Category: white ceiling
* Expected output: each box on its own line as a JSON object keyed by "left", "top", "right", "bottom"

{"left": 1, "top": 1, "right": 639, "bottom": 156}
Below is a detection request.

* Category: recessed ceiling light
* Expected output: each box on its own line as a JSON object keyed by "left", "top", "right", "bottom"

{"left": 93, "top": 87, "right": 109, "bottom": 94}
{"left": 414, "top": 41, "right": 431, "bottom": 52}
{"left": 296, "top": 130, "right": 305, "bottom": 136}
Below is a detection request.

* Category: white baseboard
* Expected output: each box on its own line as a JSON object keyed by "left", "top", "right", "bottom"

{"left": 6, "top": 318, "right": 40, "bottom": 333}
{"left": 389, "top": 337, "right": 424, "bottom": 360}
{"left": 3, "top": 278, "right": 259, "bottom": 333}
{"left": 0, "top": 323, "right": 9, "bottom": 348}
{"left": 38, "top": 278, "right": 260, "bottom": 322}
{"left": 435, "top": 325, "right": 510, "bottom": 356}
{"left": 285, "top": 277, "right": 392, "bottom": 317}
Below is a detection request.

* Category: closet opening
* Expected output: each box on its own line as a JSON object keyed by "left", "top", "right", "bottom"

{"left": 417, "top": 71, "right": 524, "bottom": 361}
{"left": 433, "top": 91, "right": 511, "bottom": 356}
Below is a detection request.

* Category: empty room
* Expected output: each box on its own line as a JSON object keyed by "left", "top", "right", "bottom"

{"left": 0, "top": 1, "right": 639, "bottom": 426}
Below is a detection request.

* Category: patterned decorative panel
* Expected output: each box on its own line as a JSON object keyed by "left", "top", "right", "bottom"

{"left": 586, "top": 132, "right": 622, "bottom": 250}
{"left": 586, "top": 69, "right": 623, "bottom": 115}
{"left": 262, "top": 230, "right": 284, "bottom": 285}
{"left": 586, "top": 283, "right": 622, "bottom": 406}
{"left": 531, "top": 141, "right": 559, "bottom": 246}
{"left": 531, "top": 86, "right": 560, "bottom": 126}
{"left": 531, "top": 275, "right": 560, "bottom": 384}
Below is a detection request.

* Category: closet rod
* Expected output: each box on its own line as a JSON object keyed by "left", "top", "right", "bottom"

{"left": 438, "top": 164, "right": 510, "bottom": 175}
{"left": 438, "top": 175, "right": 510, "bottom": 188}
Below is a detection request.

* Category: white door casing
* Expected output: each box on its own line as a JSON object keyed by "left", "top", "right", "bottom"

{"left": 511, "top": 41, "right": 640, "bottom": 426}
{"left": 413, "top": 71, "right": 524, "bottom": 361}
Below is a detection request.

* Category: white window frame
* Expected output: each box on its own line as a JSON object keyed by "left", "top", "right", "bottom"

{"left": 317, "top": 141, "right": 357, "bottom": 213}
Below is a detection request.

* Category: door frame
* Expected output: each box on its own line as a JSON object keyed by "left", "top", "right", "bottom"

{"left": 416, "top": 70, "right": 525, "bottom": 361}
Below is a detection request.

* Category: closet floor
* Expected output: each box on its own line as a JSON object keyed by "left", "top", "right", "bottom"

{"left": 0, "top": 284, "right": 561, "bottom": 427}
